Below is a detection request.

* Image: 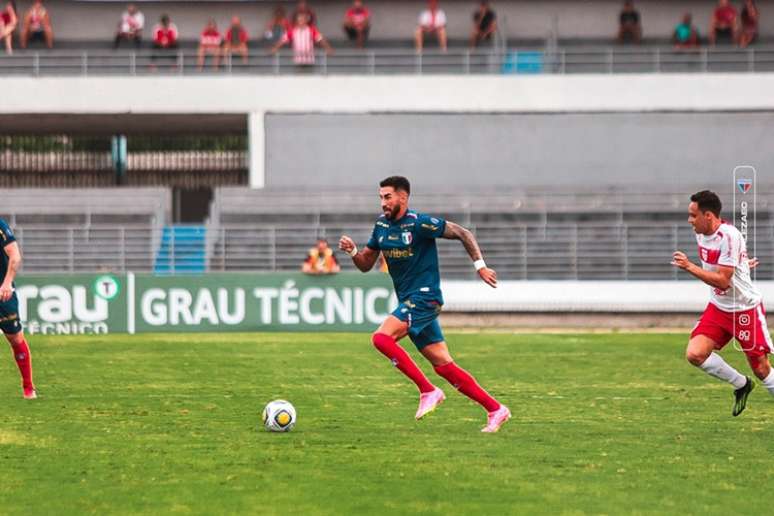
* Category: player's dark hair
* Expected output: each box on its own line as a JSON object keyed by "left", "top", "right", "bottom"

{"left": 690, "top": 190, "right": 722, "bottom": 217}
{"left": 379, "top": 176, "right": 411, "bottom": 195}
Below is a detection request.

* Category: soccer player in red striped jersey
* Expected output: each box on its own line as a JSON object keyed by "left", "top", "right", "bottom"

{"left": 672, "top": 190, "right": 774, "bottom": 416}
{"left": 0, "top": 218, "right": 36, "bottom": 399}
{"left": 339, "top": 176, "right": 510, "bottom": 432}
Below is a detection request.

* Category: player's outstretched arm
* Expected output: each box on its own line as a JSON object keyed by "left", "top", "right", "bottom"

{"left": 442, "top": 221, "right": 497, "bottom": 288}
{"left": 671, "top": 250, "right": 733, "bottom": 290}
{"left": 339, "top": 235, "right": 379, "bottom": 272}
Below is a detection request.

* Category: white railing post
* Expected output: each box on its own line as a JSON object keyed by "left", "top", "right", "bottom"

{"left": 130, "top": 52, "right": 136, "bottom": 76}
{"left": 82, "top": 52, "right": 89, "bottom": 76}
{"left": 33, "top": 53, "right": 40, "bottom": 76}
{"left": 368, "top": 51, "right": 376, "bottom": 75}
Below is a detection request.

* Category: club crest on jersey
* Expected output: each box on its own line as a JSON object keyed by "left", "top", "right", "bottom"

{"left": 737, "top": 178, "right": 752, "bottom": 194}
{"left": 401, "top": 232, "right": 413, "bottom": 245}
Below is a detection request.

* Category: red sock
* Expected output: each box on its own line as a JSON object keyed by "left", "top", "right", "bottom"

{"left": 11, "top": 339, "right": 34, "bottom": 390}
{"left": 372, "top": 333, "right": 435, "bottom": 394}
{"left": 434, "top": 362, "right": 500, "bottom": 412}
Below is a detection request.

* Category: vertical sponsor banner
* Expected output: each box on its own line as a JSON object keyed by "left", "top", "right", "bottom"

{"left": 15, "top": 274, "right": 128, "bottom": 335}
{"left": 133, "top": 272, "right": 397, "bottom": 332}
{"left": 733, "top": 166, "right": 756, "bottom": 352}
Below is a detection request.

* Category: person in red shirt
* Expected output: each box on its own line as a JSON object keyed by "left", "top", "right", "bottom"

{"left": 0, "top": 1, "right": 17, "bottom": 55}
{"left": 151, "top": 14, "right": 178, "bottom": 69}
{"left": 20, "top": 0, "right": 52, "bottom": 49}
{"left": 271, "top": 11, "right": 332, "bottom": 68}
{"left": 739, "top": 0, "right": 759, "bottom": 48}
{"left": 197, "top": 18, "right": 222, "bottom": 71}
{"left": 291, "top": 0, "right": 316, "bottom": 27}
{"left": 342, "top": 0, "right": 370, "bottom": 48}
{"left": 709, "top": 0, "right": 738, "bottom": 45}
{"left": 224, "top": 15, "right": 249, "bottom": 65}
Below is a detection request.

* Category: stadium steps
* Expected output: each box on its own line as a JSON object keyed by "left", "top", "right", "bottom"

{"left": 154, "top": 225, "right": 207, "bottom": 275}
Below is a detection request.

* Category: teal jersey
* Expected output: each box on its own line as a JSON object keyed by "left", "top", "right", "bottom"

{"left": 0, "top": 218, "right": 16, "bottom": 287}
{"left": 366, "top": 210, "right": 446, "bottom": 303}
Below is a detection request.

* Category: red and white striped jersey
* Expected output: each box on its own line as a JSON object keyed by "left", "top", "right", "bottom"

{"left": 696, "top": 221, "right": 761, "bottom": 311}
{"left": 281, "top": 25, "right": 322, "bottom": 64}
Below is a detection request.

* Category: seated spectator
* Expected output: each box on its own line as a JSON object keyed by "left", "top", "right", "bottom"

{"left": 292, "top": 0, "right": 316, "bottom": 27}
{"left": 302, "top": 239, "right": 340, "bottom": 275}
{"left": 271, "top": 11, "right": 332, "bottom": 68}
{"left": 342, "top": 0, "right": 370, "bottom": 48}
{"left": 470, "top": 0, "right": 497, "bottom": 49}
{"left": 114, "top": 3, "right": 144, "bottom": 49}
{"left": 0, "top": 1, "right": 17, "bottom": 55}
{"left": 197, "top": 18, "right": 222, "bottom": 71}
{"left": 739, "top": 0, "right": 759, "bottom": 48}
{"left": 151, "top": 14, "right": 178, "bottom": 69}
{"left": 224, "top": 16, "right": 249, "bottom": 65}
{"left": 673, "top": 13, "right": 699, "bottom": 50}
{"left": 415, "top": 0, "right": 447, "bottom": 53}
{"left": 20, "top": 0, "right": 52, "bottom": 49}
{"left": 617, "top": 1, "right": 641, "bottom": 44}
{"left": 264, "top": 6, "right": 291, "bottom": 44}
{"left": 709, "top": 0, "right": 737, "bottom": 45}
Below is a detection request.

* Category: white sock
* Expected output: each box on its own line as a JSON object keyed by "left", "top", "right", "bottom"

{"left": 762, "top": 369, "right": 774, "bottom": 397}
{"left": 699, "top": 353, "right": 747, "bottom": 389}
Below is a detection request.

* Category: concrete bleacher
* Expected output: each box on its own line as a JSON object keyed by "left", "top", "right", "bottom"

{"left": 207, "top": 187, "right": 774, "bottom": 280}
{"left": 1, "top": 188, "right": 171, "bottom": 273}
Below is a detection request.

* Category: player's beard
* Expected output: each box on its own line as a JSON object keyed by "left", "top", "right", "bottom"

{"left": 383, "top": 205, "right": 400, "bottom": 220}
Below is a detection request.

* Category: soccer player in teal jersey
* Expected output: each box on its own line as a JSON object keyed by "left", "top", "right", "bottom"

{"left": 0, "top": 218, "right": 36, "bottom": 399}
{"left": 339, "top": 176, "right": 510, "bottom": 432}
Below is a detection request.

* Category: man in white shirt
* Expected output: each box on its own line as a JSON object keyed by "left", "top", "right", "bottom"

{"left": 114, "top": 3, "right": 144, "bottom": 49}
{"left": 672, "top": 190, "right": 774, "bottom": 416}
{"left": 415, "top": 0, "right": 447, "bottom": 52}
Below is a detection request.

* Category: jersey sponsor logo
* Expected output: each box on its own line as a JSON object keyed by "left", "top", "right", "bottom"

{"left": 421, "top": 223, "right": 438, "bottom": 232}
{"left": 430, "top": 217, "right": 440, "bottom": 224}
{"left": 383, "top": 247, "right": 413, "bottom": 259}
{"left": 699, "top": 246, "right": 721, "bottom": 264}
{"left": 401, "top": 232, "right": 413, "bottom": 245}
{"left": 400, "top": 223, "right": 415, "bottom": 229}
{"left": 388, "top": 234, "right": 399, "bottom": 240}
{"left": 376, "top": 221, "right": 389, "bottom": 228}
{"left": 739, "top": 314, "right": 751, "bottom": 325}
{"left": 737, "top": 178, "right": 752, "bottom": 194}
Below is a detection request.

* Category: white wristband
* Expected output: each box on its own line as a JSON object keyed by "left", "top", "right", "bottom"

{"left": 474, "top": 259, "right": 486, "bottom": 271}
{"left": 348, "top": 246, "right": 358, "bottom": 258}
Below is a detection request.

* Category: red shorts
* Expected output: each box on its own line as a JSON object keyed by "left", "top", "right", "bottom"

{"left": 691, "top": 302, "right": 774, "bottom": 359}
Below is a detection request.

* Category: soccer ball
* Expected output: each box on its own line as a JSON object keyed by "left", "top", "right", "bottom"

{"left": 262, "top": 400, "right": 296, "bottom": 432}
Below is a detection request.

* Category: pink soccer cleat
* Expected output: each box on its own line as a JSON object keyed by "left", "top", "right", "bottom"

{"left": 415, "top": 387, "right": 445, "bottom": 420}
{"left": 481, "top": 405, "right": 511, "bottom": 433}
{"left": 23, "top": 386, "right": 37, "bottom": 400}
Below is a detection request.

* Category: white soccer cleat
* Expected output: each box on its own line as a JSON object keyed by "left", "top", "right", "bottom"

{"left": 415, "top": 387, "right": 445, "bottom": 420}
{"left": 481, "top": 405, "right": 511, "bottom": 433}
{"left": 23, "top": 387, "right": 37, "bottom": 400}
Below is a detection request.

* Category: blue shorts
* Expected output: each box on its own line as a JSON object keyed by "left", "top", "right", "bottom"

{"left": 392, "top": 296, "right": 445, "bottom": 350}
{"left": 0, "top": 293, "right": 22, "bottom": 335}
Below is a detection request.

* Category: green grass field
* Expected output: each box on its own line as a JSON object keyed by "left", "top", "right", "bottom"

{"left": 1, "top": 332, "right": 773, "bottom": 515}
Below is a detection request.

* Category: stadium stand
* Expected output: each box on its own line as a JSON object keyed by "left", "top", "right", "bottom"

{"left": 1, "top": 188, "right": 170, "bottom": 272}
{"left": 206, "top": 187, "right": 774, "bottom": 280}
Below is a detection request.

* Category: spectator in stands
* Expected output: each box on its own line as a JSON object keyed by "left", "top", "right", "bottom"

{"left": 673, "top": 13, "right": 700, "bottom": 50}
{"left": 264, "top": 6, "right": 291, "bottom": 44}
{"left": 470, "top": 0, "right": 497, "bottom": 49}
{"left": 709, "top": 0, "right": 738, "bottom": 45}
{"left": 20, "top": 0, "right": 52, "bottom": 49}
{"left": 114, "top": 3, "right": 144, "bottom": 49}
{"left": 617, "top": 1, "right": 641, "bottom": 44}
{"left": 224, "top": 16, "right": 249, "bottom": 64}
{"left": 292, "top": 0, "right": 317, "bottom": 26}
{"left": 0, "top": 1, "right": 17, "bottom": 55}
{"left": 415, "top": 0, "right": 447, "bottom": 53}
{"left": 151, "top": 14, "right": 178, "bottom": 69}
{"left": 302, "top": 239, "right": 340, "bottom": 275}
{"left": 270, "top": 11, "right": 332, "bottom": 68}
{"left": 739, "top": 0, "right": 759, "bottom": 48}
{"left": 342, "top": 0, "right": 370, "bottom": 48}
{"left": 197, "top": 18, "right": 222, "bottom": 71}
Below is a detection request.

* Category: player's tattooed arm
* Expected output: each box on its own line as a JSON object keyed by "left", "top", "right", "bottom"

{"left": 671, "top": 251, "right": 733, "bottom": 290}
{"left": 0, "top": 242, "right": 21, "bottom": 302}
{"left": 443, "top": 221, "right": 497, "bottom": 288}
{"left": 338, "top": 235, "right": 379, "bottom": 272}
